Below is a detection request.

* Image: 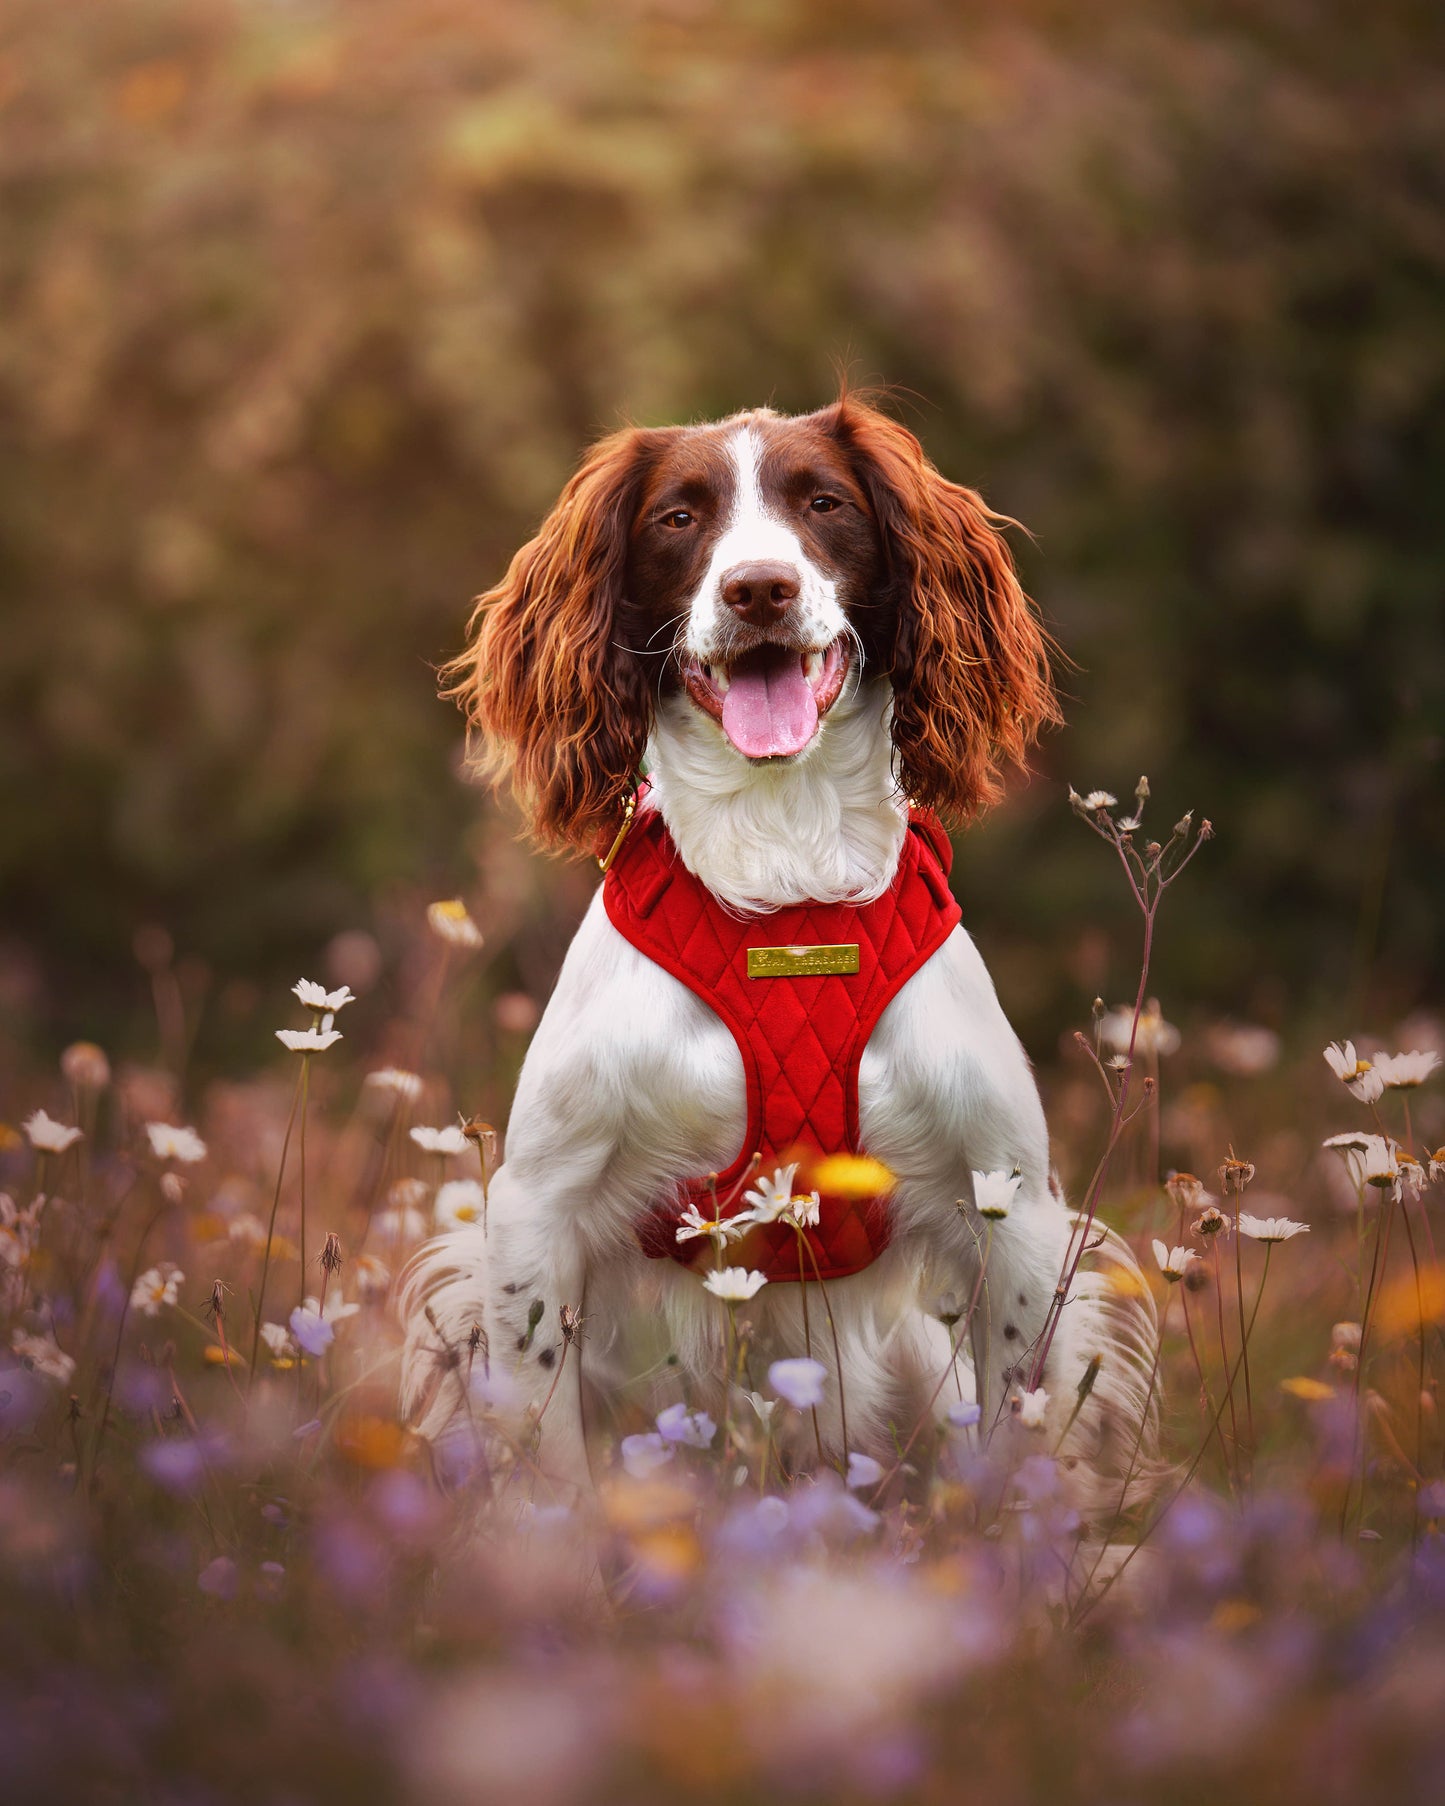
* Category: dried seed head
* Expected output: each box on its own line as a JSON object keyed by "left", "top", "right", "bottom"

{"left": 320, "top": 1232, "right": 344, "bottom": 1278}
{"left": 1219, "top": 1151, "right": 1256, "bottom": 1192}
{"left": 560, "top": 1303, "right": 586, "bottom": 1346}
{"left": 1167, "top": 1172, "right": 1207, "bottom": 1212}
{"left": 61, "top": 1041, "right": 111, "bottom": 1091}
{"left": 1193, "top": 1205, "right": 1230, "bottom": 1238}
{"left": 204, "top": 1279, "right": 228, "bottom": 1324}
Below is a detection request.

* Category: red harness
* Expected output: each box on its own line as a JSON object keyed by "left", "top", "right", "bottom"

{"left": 602, "top": 802, "right": 961, "bottom": 1283}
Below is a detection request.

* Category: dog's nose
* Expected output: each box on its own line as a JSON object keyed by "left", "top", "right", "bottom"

{"left": 721, "top": 562, "right": 801, "bottom": 625}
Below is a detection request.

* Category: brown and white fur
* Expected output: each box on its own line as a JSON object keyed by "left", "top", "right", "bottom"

{"left": 399, "top": 397, "right": 1156, "bottom": 1517}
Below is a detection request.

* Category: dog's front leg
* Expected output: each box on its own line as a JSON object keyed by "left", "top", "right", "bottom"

{"left": 482, "top": 1161, "right": 593, "bottom": 1502}
{"left": 963, "top": 1189, "right": 1078, "bottom": 1434}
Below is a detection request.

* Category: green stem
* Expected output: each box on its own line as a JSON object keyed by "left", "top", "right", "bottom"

{"left": 247, "top": 1059, "right": 306, "bottom": 1397}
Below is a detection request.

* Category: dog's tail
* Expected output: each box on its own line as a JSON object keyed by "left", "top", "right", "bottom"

{"left": 396, "top": 1226, "right": 492, "bottom": 1449}
{"left": 1057, "top": 1217, "right": 1166, "bottom": 1523}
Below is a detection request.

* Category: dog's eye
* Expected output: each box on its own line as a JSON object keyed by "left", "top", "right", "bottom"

{"left": 661, "top": 509, "right": 694, "bottom": 529}
{"left": 809, "top": 495, "right": 842, "bottom": 514}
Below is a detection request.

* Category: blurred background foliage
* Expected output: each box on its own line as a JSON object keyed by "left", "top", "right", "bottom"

{"left": 1, "top": 0, "right": 1441, "bottom": 1076}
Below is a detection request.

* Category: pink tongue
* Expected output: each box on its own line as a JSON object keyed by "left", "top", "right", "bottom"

{"left": 720, "top": 656, "right": 819, "bottom": 758}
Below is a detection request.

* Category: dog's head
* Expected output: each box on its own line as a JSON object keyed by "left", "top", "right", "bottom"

{"left": 445, "top": 397, "right": 1060, "bottom": 852}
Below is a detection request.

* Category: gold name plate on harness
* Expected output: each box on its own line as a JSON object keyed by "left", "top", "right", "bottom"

{"left": 746, "top": 943, "right": 860, "bottom": 979}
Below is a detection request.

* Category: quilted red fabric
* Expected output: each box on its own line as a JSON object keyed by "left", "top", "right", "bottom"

{"left": 603, "top": 801, "right": 961, "bottom": 1282}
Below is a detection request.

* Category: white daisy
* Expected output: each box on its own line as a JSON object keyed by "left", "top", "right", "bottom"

{"left": 354, "top": 1254, "right": 392, "bottom": 1302}
{"left": 1151, "top": 1239, "right": 1199, "bottom": 1282}
{"left": 321, "top": 1285, "right": 360, "bottom": 1324}
{"left": 292, "top": 979, "right": 355, "bottom": 1014}
{"left": 276, "top": 1027, "right": 343, "bottom": 1053}
{"left": 674, "top": 1203, "right": 749, "bottom": 1246}
{"left": 435, "top": 1179, "right": 486, "bottom": 1230}
{"left": 426, "top": 899, "right": 484, "bottom": 949}
{"left": 1100, "top": 1004, "right": 1182, "bottom": 1059}
{"left": 1395, "top": 1151, "right": 1425, "bottom": 1200}
{"left": 1323, "top": 1040, "right": 1385, "bottom": 1104}
{"left": 409, "top": 1125, "right": 469, "bottom": 1157}
{"left": 130, "top": 1264, "right": 183, "bottom": 1317}
{"left": 12, "top": 1330, "right": 75, "bottom": 1384}
{"left": 1236, "top": 1214, "right": 1310, "bottom": 1243}
{"left": 1011, "top": 1387, "right": 1050, "bottom": 1430}
{"left": 145, "top": 1123, "right": 208, "bottom": 1165}
{"left": 785, "top": 1189, "right": 822, "bottom": 1229}
{"left": 972, "top": 1167, "right": 1022, "bottom": 1220}
{"left": 22, "top": 1110, "right": 82, "bottom": 1154}
{"left": 740, "top": 1164, "right": 799, "bottom": 1224}
{"left": 1372, "top": 1050, "right": 1440, "bottom": 1090}
{"left": 373, "top": 1205, "right": 428, "bottom": 1244}
{"left": 701, "top": 1266, "right": 769, "bottom": 1304}
{"left": 363, "top": 1068, "right": 424, "bottom": 1102}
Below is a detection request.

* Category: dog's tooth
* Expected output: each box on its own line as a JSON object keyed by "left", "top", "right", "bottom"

{"left": 710, "top": 663, "right": 730, "bottom": 693}
{"left": 803, "top": 650, "right": 823, "bottom": 683}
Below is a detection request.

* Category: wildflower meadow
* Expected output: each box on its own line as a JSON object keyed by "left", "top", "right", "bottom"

{"left": 4, "top": 778, "right": 1445, "bottom": 1804}
{"left": 4, "top": 2, "right": 1443, "bottom": 1800}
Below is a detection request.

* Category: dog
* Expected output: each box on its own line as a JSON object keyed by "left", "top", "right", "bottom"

{"left": 399, "top": 395, "right": 1156, "bottom": 1517}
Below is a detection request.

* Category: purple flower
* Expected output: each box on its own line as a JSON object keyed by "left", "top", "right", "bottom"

{"left": 655, "top": 1403, "right": 716, "bottom": 1448}
{"left": 197, "top": 1556, "right": 237, "bottom": 1599}
{"left": 768, "top": 1357, "right": 827, "bottom": 1409}
{"left": 288, "top": 1301, "right": 335, "bottom": 1358}
{"left": 140, "top": 1438, "right": 208, "bottom": 1495}
{"left": 947, "top": 1400, "right": 982, "bottom": 1429}
{"left": 1418, "top": 1479, "right": 1445, "bottom": 1518}
{"left": 620, "top": 1432, "right": 673, "bottom": 1478}
{"left": 846, "top": 1451, "right": 885, "bottom": 1491}
{"left": 791, "top": 1475, "right": 879, "bottom": 1541}
{"left": 256, "top": 1561, "right": 285, "bottom": 1602}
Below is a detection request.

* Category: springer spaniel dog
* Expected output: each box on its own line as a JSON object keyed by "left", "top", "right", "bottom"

{"left": 400, "top": 397, "right": 1155, "bottom": 1516}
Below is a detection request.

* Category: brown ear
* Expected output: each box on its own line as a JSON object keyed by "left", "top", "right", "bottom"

{"left": 829, "top": 399, "right": 1061, "bottom": 822}
{"left": 442, "top": 428, "right": 663, "bottom": 853}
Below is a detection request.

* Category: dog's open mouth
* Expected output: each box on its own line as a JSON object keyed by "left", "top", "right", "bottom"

{"left": 682, "top": 639, "right": 849, "bottom": 760}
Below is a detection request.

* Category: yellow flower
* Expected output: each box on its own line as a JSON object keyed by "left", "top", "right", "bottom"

{"left": 1280, "top": 1377, "right": 1335, "bottom": 1401}
{"left": 812, "top": 1153, "right": 896, "bottom": 1198}
{"left": 426, "top": 899, "right": 484, "bottom": 949}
